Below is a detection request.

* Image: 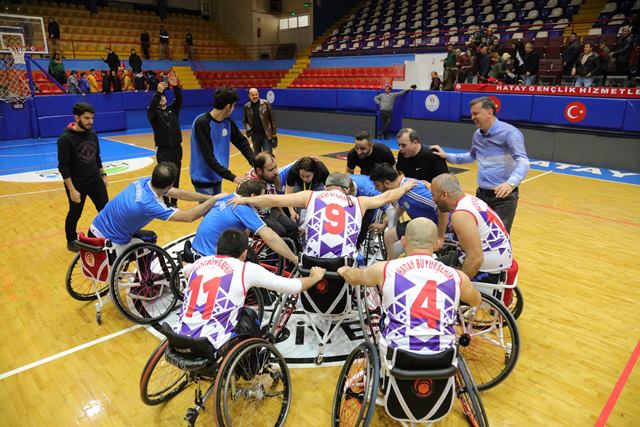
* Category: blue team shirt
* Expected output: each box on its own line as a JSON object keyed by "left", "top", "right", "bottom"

{"left": 397, "top": 178, "right": 438, "bottom": 223}
{"left": 349, "top": 174, "right": 381, "bottom": 197}
{"left": 190, "top": 113, "right": 231, "bottom": 185}
{"left": 192, "top": 193, "right": 266, "bottom": 256}
{"left": 91, "top": 177, "right": 176, "bottom": 244}
{"left": 277, "top": 162, "right": 295, "bottom": 194}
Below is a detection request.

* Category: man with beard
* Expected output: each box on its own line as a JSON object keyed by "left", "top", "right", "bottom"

{"left": 345, "top": 131, "right": 395, "bottom": 176}
{"left": 57, "top": 103, "right": 109, "bottom": 252}
{"left": 244, "top": 152, "right": 298, "bottom": 242}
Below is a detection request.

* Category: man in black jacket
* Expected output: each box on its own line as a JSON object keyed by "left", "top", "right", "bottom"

{"left": 57, "top": 103, "right": 109, "bottom": 252}
{"left": 128, "top": 48, "right": 143, "bottom": 74}
{"left": 522, "top": 42, "right": 539, "bottom": 85}
{"left": 190, "top": 88, "right": 255, "bottom": 195}
{"left": 140, "top": 29, "right": 151, "bottom": 59}
{"left": 611, "top": 26, "right": 634, "bottom": 76}
{"left": 477, "top": 45, "right": 492, "bottom": 82}
{"left": 159, "top": 26, "right": 170, "bottom": 60}
{"left": 103, "top": 47, "right": 120, "bottom": 92}
{"left": 47, "top": 17, "right": 60, "bottom": 53}
{"left": 562, "top": 33, "right": 581, "bottom": 76}
{"left": 573, "top": 43, "right": 600, "bottom": 87}
{"left": 148, "top": 72, "right": 182, "bottom": 207}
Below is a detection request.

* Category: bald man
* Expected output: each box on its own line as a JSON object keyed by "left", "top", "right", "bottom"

{"left": 431, "top": 173, "right": 512, "bottom": 282}
{"left": 338, "top": 218, "right": 481, "bottom": 355}
{"left": 243, "top": 87, "right": 277, "bottom": 155}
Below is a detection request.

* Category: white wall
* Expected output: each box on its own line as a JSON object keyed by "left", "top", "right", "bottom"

{"left": 395, "top": 53, "right": 447, "bottom": 90}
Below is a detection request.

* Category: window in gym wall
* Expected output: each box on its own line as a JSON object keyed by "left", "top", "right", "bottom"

{"left": 279, "top": 18, "right": 289, "bottom": 29}
{"left": 298, "top": 15, "right": 309, "bottom": 27}
{"left": 279, "top": 15, "right": 309, "bottom": 30}
{"left": 288, "top": 17, "right": 298, "bottom": 28}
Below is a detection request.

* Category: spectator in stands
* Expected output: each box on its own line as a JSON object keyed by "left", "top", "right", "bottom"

{"left": 373, "top": 84, "right": 416, "bottom": 139}
{"left": 159, "top": 26, "right": 170, "bottom": 60}
{"left": 471, "top": 28, "right": 484, "bottom": 45}
{"left": 488, "top": 52, "right": 507, "bottom": 82}
{"left": 243, "top": 88, "right": 277, "bottom": 155}
{"left": 485, "top": 27, "right": 499, "bottom": 47}
{"left": 573, "top": 43, "right": 600, "bottom": 87}
{"left": 345, "top": 130, "right": 396, "bottom": 176}
{"left": 48, "top": 53, "right": 66, "bottom": 86}
{"left": 429, "top": 71, "right": 442, "bottom": 90}
{"left": 109, "top": 69, "right": 122, "bottom": 92}
{"left": 57, "top": 102, "right": 109, "bottom": 252}
{"left": 133, "top": 71, "right": 147, "bottom": 91}
{"left": 490, "top": 39, "right": 501, "bottom": 54}
{"left": 146, "top": 70, "right": 159, "bottom": 91}
{"left": 477, "top": 45, "right": 492, "bottom": 82}
{"left": 102, "top": 47, "right": 120, "bottom": 92}
{"left": 140, "top": 29, "right": 151, "bottom": 60}
{"left": 396, "top": 128, "right": 449, "bottom": 183}
{"left": 611, "top": 26, "right": 634, "bottom": 76}
{"left": 184, "top": 29, "right": 194, "bottom": 61}
{"left": 128, "top": 48, "right": 142, "bottom": 74}
{"left": 430, "top": 97, "right": 529, "bottom": 233}
{"left": 598, "top": 41, "right": 611, "bottom": 85}
{"left": 190, "top": 88, "right": 255, "bottom": 195}
{"left": 522, "top": 42, "right": 539, "bottom": 85}
{"left": 442, "top": 43, "right": 458, "bottom": 90}
{"left": 504, "top": 57, "right": 518, "bottom": 84}
{"left": 458, "top": 48, "right": 474, "bottom": 84}
{"left": 122, "top": 68, "right": 134, "bottom": 91}
{"left": 512, "top": 40, "right": 526, "bottom": 76}
{"left": 103, "top": 47, "right": 120, "bottom": 73}
{"left": 79, "top": 72, "right": 90, "bottom": 94}
{"left": 562, "top": 33, "right": 581, "bottom": 76}
{"left": 148, "top": 72, "right": 182, "bottom": 207}
{"left": 47, "top": 17, "right": 60, "bottom": 53}
{"left": 67, "top": 70, "right": 82, "bottom": 94}
{"left": 87, "top": 69, "right": 100, "bottom": 93}
{"left": 100, "top": 70, "right": 110, "bottom": 93}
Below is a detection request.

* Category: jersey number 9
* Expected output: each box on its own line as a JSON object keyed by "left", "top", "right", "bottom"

{"left": 325, "top": 203, "right": 346, "bottom": 234}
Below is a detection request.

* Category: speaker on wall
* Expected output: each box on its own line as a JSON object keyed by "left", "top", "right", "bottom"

{"left": 269, "top": 0, "right": 282, "bottom": 12}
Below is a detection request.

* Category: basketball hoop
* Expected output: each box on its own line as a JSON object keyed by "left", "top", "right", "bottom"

{"left": 8, "top": 46, "right": 26, "bottom": 65}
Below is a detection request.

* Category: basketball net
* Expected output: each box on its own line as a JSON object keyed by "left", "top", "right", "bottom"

{"left": 0, "top": 45, "right": 31, "bottom": 107}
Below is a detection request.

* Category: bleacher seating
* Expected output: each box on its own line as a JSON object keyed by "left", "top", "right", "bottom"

{"left": 290, "top": 66, "right": 405, "bottom": 89}
{"left": 195, "top": 70, "right": 287, "bottom": 89}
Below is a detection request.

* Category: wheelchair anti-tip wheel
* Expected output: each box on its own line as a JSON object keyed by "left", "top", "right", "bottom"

{"left": 457, "top": 293, "right": 520, "bottom": 391}
{"left": 139, "top": 339, "right": 189, "bottom": 406}
{"left": 109, "top": 243, "right": 177, "bottom": 324}
{"left": 331, "top": 341, "right": 379, "bottom": 427}
{"left": 455, "top": 354, "right": 489, "bottom": 427}
{"left": 65, "top": 253, "right": 110, "bottom": 301}
{"left": 213, "top": 337, "right": 292, "bottom": 427}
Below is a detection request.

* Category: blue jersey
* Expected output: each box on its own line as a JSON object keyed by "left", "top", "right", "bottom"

{"left": 91, "top": 177, "right": 176, "bottom": 244}
{"left": 192, "top": 194, "right": 266, "bottom": 256}
{"left": 349, "top": 174, "right": 381, "bottom": 197}
{"left": 277, "top": 162, "right": 295, "bottom": 194}
{"left": 397, "top": 178, "right": 438, "bottom": 223}
{"left": 190, "top": 113, "right": 231, "bottom": 185}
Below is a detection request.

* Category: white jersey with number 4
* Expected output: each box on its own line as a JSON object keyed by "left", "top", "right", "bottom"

{"left": 176, "top": 256, "right": 302, "bottom": 350}
{"left": 302, "top": 190, "right": 363, "bottom": 258}
{"left": 381, "top": 255, "right": 462, "bottom": 355}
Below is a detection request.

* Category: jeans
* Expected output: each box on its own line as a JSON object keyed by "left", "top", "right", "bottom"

{"left": 194, "top": 181, "right": 222, "bottom": 196}
{"left": 379, "top": 110, "right": 392, "bottom": 138}
{"left": 575, "top": 76, "right": 594, "bottom": 87}
{"left": 65, "top": 178, "right": 109, "bottom": 243}
{"left": 251, "top": 133, "right": 273, "bottom": 155}
{"left": 476, "top": 187, "right": 519, "bottom": 234}
{"left": 524, "top": 74, "right": 537, "bottom": 85}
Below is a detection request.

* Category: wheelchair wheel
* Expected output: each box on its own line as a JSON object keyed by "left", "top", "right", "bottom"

{"left": 331, "top": 341, "right": 379, "bottom": 427}
{"left": 356, "top": 285, "right": 382, "bottom": 346}
{"left": 245, "top": 287, "right": 265, "bottom": 327}
{"left": 213, "top": 337, "right": 291, "bottom": 427}
{"left": 455, "top": 355, "right": 489, "bottom": 427}
{"left": 457, "top": 294, "right": 520, "bottom": 391}
{"left": 509, "top": 286, "right": 524, "bottom": 320}
{"left": 109, "top": 243, "right": 178, "bottom": 324}
{"left": 139, "top": 339, "right": 189, "bottom": 405}
{"left": 252, "top": 238, "right": 284, "bottom": 276}
{"left": 65, "top": 253, "right": 109, "bottom": 301}
{"left": 169, "top": 265, "right": 188, "bottom": 301}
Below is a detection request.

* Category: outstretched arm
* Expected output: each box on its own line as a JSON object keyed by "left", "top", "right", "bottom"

{"left": 257, "top": 227, "right": 299, "bottom": 265}
{"left": 338, "top": 262, "right": 386, "bottom": 287}
{"left": 359, "top": 179, "right": 416, "bottom": 211}
{"left": 233, "top": 190, "right": 311, "bottom": 209}
{"left": 166, "top": 188, "right": 226, "bottom": 203}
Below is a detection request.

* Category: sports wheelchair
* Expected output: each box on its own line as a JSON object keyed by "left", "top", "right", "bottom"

{"left": 140, "top": 322, "right": 292, "bottom": 427}
{"left": 65, "top": 231, "right": 177, "bottom": 324}
{"left": 332, "top": 340, "right": 488, "bottom": 426}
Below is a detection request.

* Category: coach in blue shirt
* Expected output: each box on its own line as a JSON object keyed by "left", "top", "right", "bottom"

{"left": 90, "top": 162, "right": 224, "bottom": 253}
{"left": 431, "top": 96, "right": 529, "bottom": 233}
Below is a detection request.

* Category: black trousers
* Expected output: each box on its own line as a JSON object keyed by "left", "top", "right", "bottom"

{"left": 157, "top": 145, "right": 182, "bottom": 205}
{"left": 264, "top": 209, "right": 298, "bottom": 243}
{"left": 379, "top": 110, "right": 392, "bottom": 138}
{"left": 64, "top": 178, "right": 109, "bottom": 243}
{"left": 356, "top": 209, "right": 376, "bottom": 248}
{"left": 476, "top": 187, "right": 519, "bottom": 234}
{"left": 251, "top": 133, "right": 273, "bottom": 155}
{"left": 141, "top": 43, "right": 150, "bottom": 60}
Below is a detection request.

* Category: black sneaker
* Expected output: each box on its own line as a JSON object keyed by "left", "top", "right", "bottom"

{"left": 67, "top": 241, "right": 79, "bottom": 253}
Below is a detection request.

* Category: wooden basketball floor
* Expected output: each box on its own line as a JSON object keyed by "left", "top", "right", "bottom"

{"left": 0, "top": 130, "right": 638, "bottom": 426}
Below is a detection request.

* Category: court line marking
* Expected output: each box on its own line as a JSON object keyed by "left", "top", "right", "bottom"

{"left": 0, "top": 324, "right": 144, "bottom": 381}
{"left": 521, "top": 170, "right": 553, "bottom": 183}
{"left": 595, "top": 340, "right": 640, "bottom": 427}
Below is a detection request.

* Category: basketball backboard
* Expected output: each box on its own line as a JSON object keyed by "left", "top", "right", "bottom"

{"left": 0, "top": 14, "right": 48, "bottom": 54}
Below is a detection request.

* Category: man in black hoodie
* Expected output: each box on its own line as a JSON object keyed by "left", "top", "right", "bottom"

{"left": 148, "top": 72, "right": 183, "bottom": 207}
{"left": 128, "top": 48, "right": 143, "bottom": 74}
{"left": 103, "top": 47, "right": 120, "bottom": 92}
{"left": 562, "top": 33, "right": 581, "bottom": 76}
{"left": 57, "top": 103, "right": 109, "bottom": 252}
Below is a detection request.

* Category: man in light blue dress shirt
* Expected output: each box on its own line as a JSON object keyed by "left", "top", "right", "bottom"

{"left": 430, "top": 96, "right": 529, "bottom": 233}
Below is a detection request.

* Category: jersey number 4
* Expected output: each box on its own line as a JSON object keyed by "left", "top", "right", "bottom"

{"left": 185, "top": 275, "right": 221, "bottom": 320}
{"left": 410, "top": 280, "right": 441, "bottom": 329}
{"left": 325, "top": 203, "right": 346, "bottom": 234}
